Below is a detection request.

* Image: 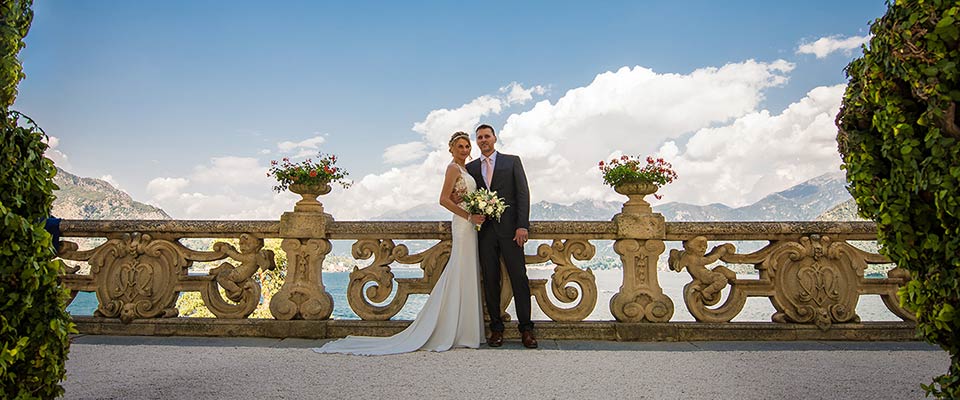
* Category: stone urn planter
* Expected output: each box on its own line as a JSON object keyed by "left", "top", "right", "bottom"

{"left": 614, "top": 181, "right": 658, "bottom": 214}
{"left": 288, "top": 182, "right": 331, "bottom": 213}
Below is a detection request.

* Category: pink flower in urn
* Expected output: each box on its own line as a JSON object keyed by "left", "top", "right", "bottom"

{"left": 597, "top": 154, "right": 678, "bottom": 195}
{"left": 267, "top": 152, "right": 352, "bottom": 193}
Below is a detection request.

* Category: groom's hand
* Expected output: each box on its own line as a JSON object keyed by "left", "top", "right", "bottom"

{"left": 513, "top": 228, "right": 528, "bottom": 247}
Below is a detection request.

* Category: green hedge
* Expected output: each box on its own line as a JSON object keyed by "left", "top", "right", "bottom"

{"left": 837, "top": 1, "right": 960, "bottom": 398}
{"left": 0, "top": 1, "right": 74, "bottom": 398}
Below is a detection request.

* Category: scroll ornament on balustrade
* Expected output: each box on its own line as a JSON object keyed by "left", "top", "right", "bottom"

{"left": 526, "top": 239, "right": 598, "bottom": 322}
{"left": 668, "top": 235, "right": 914, "bottom": 330}
{"left": 347, "top": 239, "right": 452, "bottom": 321}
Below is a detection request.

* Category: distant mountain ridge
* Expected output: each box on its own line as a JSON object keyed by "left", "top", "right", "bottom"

{"left": 54, "top": 165, "right": 852, "bottom": 223}
{"left": 658, "top": 171, "right": 852, "bottom": 221}
{"left": 377, "top": 171, "right": 854, "bottom": 222}
{"left": 815, "top": 198, "right": 867, "bottom": 221}
{"left": 52, "top": 168, "right": 170, "bottom": 220}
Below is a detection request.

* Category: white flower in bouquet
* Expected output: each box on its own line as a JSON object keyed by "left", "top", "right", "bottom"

{"left": 462, "top": 188, "right": 508, "bottom": 231}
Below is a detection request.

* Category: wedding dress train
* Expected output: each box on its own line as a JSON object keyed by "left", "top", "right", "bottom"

{"left": 313, "top": 166, "right": 483, "bottom": 355}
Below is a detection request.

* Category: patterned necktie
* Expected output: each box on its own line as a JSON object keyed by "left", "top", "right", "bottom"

{"left": 483, "top": 157, "right": 492, "bottom": 188}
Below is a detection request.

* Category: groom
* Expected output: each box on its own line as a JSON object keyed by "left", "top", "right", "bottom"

{"left": 466, "top": 124, "right": 537, "bottom": 349}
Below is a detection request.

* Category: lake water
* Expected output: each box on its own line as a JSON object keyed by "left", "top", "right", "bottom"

{"left": 67, "top": 268, "right": 903, "bottom": 322}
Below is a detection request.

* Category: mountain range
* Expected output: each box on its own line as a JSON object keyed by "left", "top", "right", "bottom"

{"left": 52, "top": 168, "right": 169, "bottom": 220}
{"left": 377, "top": 171, "right": 854, "bottom": 222}
{"left": 53, "top": 168, "right": 870, "bottom": 271}
{"left": 53, "top": 168, "right": 862, "bottom": 221}
{"left": 52, "top": 167, "right": 859, "bottom": 223}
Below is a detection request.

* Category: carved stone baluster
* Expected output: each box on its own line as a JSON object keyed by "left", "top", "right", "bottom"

{"left": 609, "top": 189, "right": 673, "bottom": 322}
{"left": 270, "top": 238, "right": 334, "bottom": 320}
{"left": 610, "top": 239, "right": 672, "bottom": 322}
{"left": 272, "top": 196, "right": 335, "bottom": 320}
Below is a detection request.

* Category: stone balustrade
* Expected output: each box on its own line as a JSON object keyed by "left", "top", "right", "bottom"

{"left": 56, "top": 214, "right": 915, "bottom": 340}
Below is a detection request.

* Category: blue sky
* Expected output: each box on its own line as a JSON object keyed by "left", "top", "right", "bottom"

{"left": 16, "top": 1, "right": 887, "bottom": 219}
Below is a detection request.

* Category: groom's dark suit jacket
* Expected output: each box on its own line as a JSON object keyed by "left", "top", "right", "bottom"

{"left": 466, "top": 152, "right": 530, "bottom": 237}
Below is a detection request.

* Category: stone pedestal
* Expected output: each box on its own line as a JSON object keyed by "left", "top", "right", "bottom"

{"left": 270, "top": 188, "right": 335, "bottom": 320}
{"left": 609, "top": 183, "right": 674, "bottom": 323}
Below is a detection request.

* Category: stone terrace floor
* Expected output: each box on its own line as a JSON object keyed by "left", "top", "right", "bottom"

{"left": 64, "top": 335, "right": 949, "bottom": 399}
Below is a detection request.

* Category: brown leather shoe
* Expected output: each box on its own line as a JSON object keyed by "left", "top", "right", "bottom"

{"left": 521, "top": 331, "right": 538, "bottom": 349}
{"left": 487, "top": 331, "right": 503, "bottom": 347}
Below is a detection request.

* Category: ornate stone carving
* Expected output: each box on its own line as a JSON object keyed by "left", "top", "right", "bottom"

{"left": 526, "top": 239, "right": 598, "bottom": 322}
{"left": 347, "top": 239, "right": 451, "bottom": 320}
{"left": 200, "top": 234, "right": 277, "bottom": 319}
{"left": 669, "top": 237, "right": 751, "bottom": 323}
{"left": 84, "top": 233, "right": 185, "bottom": 323}
{"left": 610, "top": 239, "right": 673, "bottom": 322}
{"left": 763, "top": 235, "right": 862, "bottom": 330}
{"left": 668, "top": 235, "right": 915, "bottom": 329}
{"left": 270, "top": 238, "right": 334, "bottom": 320}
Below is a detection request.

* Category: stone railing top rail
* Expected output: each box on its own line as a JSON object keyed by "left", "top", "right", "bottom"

{"left": 59, "top": 219, "right": 880, "bottom": 241}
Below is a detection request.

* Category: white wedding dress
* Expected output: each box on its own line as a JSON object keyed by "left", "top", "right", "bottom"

{"left": 313, "top": 165, "right": 483, "bottom": 355}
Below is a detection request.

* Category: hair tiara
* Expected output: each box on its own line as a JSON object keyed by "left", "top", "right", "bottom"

{"left": 449, "top": 131, "right": 470, "bottom": 146}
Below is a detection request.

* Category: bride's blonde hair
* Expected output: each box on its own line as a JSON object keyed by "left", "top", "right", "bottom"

{"left": 448, "top": 131, "right": 472, "bottom": 160}
{"left": 448, "top": 131, "right": 470, "bottom": 147}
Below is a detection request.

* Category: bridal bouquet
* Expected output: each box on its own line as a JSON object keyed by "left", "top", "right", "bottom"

{"left": 462, "top": 188, "right": 508, "bottom": 231}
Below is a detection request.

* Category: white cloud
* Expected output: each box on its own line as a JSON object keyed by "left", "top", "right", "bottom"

{"left": 100, "top": 175, "right": 121, "bottom": 189}
{"left": 277, "top": 135, "right": 326, "bottom": 158}
{"left": 43, "top": 135, "right": 72, "bottom": 170}
{"left": 191, "top": 156, "right": 271, "bottom": 187}
{"left": 146, "top": 177, "right": 190, "bottom": 201}
{"left": 502, "top": 82, "right": 548, "bottom": 105}
{"left": 494, "top": 60, "right": 795, "bottom": 206}
{"left": 142, "top": 60, "right": 848, "bottom": 221}
{"left": 411, "top": 81, "right": 546, "bottom": 150}
{"left": 312, "top": 82, "right": 549, "bottom": 219}
{"left": 797, "top": 35, "right": 870, "bottom": 58}
{"left": 144, "top": 156, "right": 281, "bottom": 218}
{"left": 383, "top": 141, "right": 429, "bottom": 164}
{"left": 654, "top": 84, "right": 846, "bottom": 207}
{"left": 317, "top": 60, "right": 803, "bottom": 219}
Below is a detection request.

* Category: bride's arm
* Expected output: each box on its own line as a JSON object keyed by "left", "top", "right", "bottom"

{"left": 439, "top": 164, "right": 484, "bottom": 224}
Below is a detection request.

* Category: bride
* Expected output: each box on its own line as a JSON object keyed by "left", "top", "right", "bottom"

{"left": 314, "top": 131, "right": 487, "bottom": 355}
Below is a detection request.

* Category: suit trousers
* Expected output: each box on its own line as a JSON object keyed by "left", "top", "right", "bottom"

{"left": 478, "top": 229, "right": 534, "bottom": 333}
